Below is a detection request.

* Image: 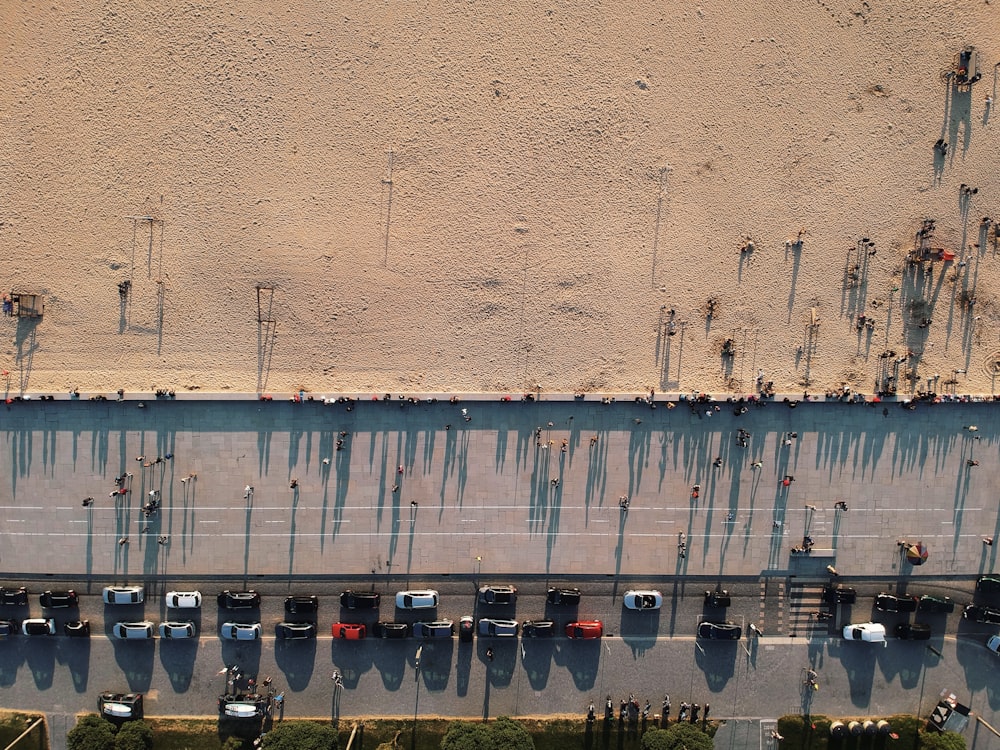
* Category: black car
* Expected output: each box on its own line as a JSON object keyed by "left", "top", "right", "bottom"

{"left": 704, "top": 590, "right": 731, "bottom": 607}
{"left": 0, "top": 620, "right": 16, "bottom": 638}
{"left": 64, "top": 620, "right": 91, "bottom": 637}
{"left": 977, "top": 576, "right": 1000, "bottom": 594}
{"left": 39, "top": 590, "right": 78, "bottom": 609}
{"left": 478, "top": 585, "right": 517, "bottom": 605}
{"left": 22, "top": 618, "right": 55, "bottom": 636}
{"left": 522, "top": 620, "right": 556, "bottom": 637}
{"left": 340, "top": 591, "right": 380, "bottom": 610}
{"left": 284, "top": 595, "right": 318, "bottom": 615}
{"left": 697, "top": 621, "right": 742, "bottom": 640}
{"left": 875, "top": 593, "right": 918, "bottom": 613}
{"left": 276, "top": 622, "right": 316, "bottom": 640}
{"left": 894, "top": 622, "right": 931, "bottom": 640}
{"left": 963, "top": 604, "right": 1000, "bottom": 624}
{"left": 217, "top": 590, "right": 260, "bottom": 609}
{"left": 546, "top": 588, "right": 581, "bottom": 606}
{"left": 0, "top": 587, "right": 28, "bottom": 606}
{"left": 374, "top": 622, "right": 410, "bottom": 639}
{"left": 822, "top": 586, "right": 857, "bottom": 604}
{"left": 918, "top": 596, "right": 954, "bottom": 614}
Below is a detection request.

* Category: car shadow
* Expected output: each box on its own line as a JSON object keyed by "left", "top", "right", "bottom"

{"left": 331, "top": 640, "right": 374, "bottom": 689}
{"left": 554, "top": 640, "right": 600, "bottom": 691}
{"left": 414, "top": 640, "right": 453, "bottom": 692}
{"left": 274, "top": 637, "right": 317, "bottom": 692}
{"left": 23, "top": 639, "right": 57, "bottom": 690}
{"left": 220, "top": 641, "right": 261, "bottom": 686}
{"left": 521, "top": 639, "right": 554, "bottom": 691}
{"left": 372, "top": 640, "right": 409, "bottom": 692}
{"left": 159, "top": 638, "right": 199, "bottom": 692}
{"left": 56, "top": 636, "right": 90, "bottom": 693}
{"left": 110, "top": 640, "right": 155, "bottom": 692}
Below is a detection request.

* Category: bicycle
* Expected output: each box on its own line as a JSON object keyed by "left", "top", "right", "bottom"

{"left": 803, "top": 668, "right": 819, "bottom": 691}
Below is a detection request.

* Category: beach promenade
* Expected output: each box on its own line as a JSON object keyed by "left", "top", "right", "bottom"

{"left": 2, "top": 393, "right": 1000, "bottom": 749}
{"left": 1, "top": 393, "right": 996, "bottom": 584}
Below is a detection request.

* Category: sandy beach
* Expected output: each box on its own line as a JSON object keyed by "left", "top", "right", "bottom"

{"left": 1, "top": 1, "right": 998, "bottom": 396}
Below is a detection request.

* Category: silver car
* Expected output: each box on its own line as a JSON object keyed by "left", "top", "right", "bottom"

{"left": 221, "top": 622, "right": 262, "bottom": 641}
{"left": 112, "top": 621, "right": 154, "bottom": 640}
{"left": 165, "top": 591, "right": 202, "bottom": 609}
{"left": 395, "top": 590, "right": 439, "bottom": 609}
{"left": 158, "top": 621, "right": 196, "bottom": 639}
{"left": 103, "top": 586, "right": 144, "bottom": 605}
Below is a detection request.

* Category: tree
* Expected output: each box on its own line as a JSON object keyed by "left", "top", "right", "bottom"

{"left": 921, "top": 731, "right": 967, "bottom": 750}
{"left": 261, "top": 721, "right": 338, "bottom": 750}
{"left": 441, "top": 716, "right": 534, "bottom": 750}
{"left": 641, "top": 723, "right": 714, "bottom": 750}
{"left": 115, "top": 721, "right": 153, "bottom": 750}
{"left": 67, "top": 714, "right": 115, "bottom": 750}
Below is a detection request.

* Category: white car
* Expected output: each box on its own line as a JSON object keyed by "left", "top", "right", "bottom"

{"left": 221, "top": 622, "right": 262, "bottom": 641}
{"left": 103, "top": 586, "right": 144, "bottom": 605}
{"left": 843, "top": 622, "right": 887, "bottom": 645}
{"left": 623, "top": 590, "right": 663, "bottom": 610}
{"left": 395, "top": 590, "right": 439, "bottom": 609}
{"left": 112, "top": 621, "right": 154, "bottom": 640}
{"left": 165, "top": 591, "right": 202, "bottom": 609}
{"left": 159, "top": 621, "right": 196, "bottom": 639}
{"left": 986, "top": 635, "right": 1000, "bottom": 654}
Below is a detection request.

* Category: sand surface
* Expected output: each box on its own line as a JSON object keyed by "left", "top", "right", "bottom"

{"left": 1, "top": 1, "right": 998, "bottom": 396}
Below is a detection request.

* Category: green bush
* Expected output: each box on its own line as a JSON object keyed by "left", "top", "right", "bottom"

{"left": 640, "top": 723, "right": 714, "bottom": 750}
{"left": 67, "top": 715, "right": 115, "bottom": 750}
{"left": 441, "top": 716, "right": 534, "bottom": 750}
{"left": 261, "top": 721, "right": 338, "bottom": 750}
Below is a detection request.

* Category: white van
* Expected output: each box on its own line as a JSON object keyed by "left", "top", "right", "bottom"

{"left": 843, "top": 622, "right": 887, "bottom": 645}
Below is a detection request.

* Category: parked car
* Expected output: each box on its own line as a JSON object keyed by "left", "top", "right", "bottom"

{"left": 331, "top": 623, "right": 366, "bottom": 640}
{"left": 165, "top": 591, "right": 202, "bottom": 609}
{"left": 704, "top": 590, "right": 731, "bottom": 607}
{"left": 478, "top": 618, "right": 518, "bottom": 637}
{"left": 843, "top": 622, "right": 887, "bottom": 644}
{"left": 103, "top": 586, "right": 144, "bottom": 605}
{"left": 220, "top": 622, "right": 262, "bottom": 640}
{"left": 986, "top": 635, "right": 1000, "bottom": 655}
{"left": 963, "top": 604, "right": 1000, "bottom": 624}
{"left": 697, "top": 622, "right": 741, "bottom": 640}
{"left": 0, "top": 587, "right": 28, "bottom": 606}
{"left": 219, "top": 698, "right": 266, "bottom": 718}
{"left": 39, "top": 590, "right": 77, "bottom": 609}
{"left": 546, "top": 588, "right": 581, "bottom": 606}
{"left": 412, "top": 620, "right": 454, "bottom": 639}
{"left": 624, "top": 590, "right": 663, "bottom": 610}
{"left": 158, "top": 621, "right": 196, "bottom": 639}
{"left": 284, "top": 595, "right": 318, "bottom": 614}
{"left": 565, "top": 621, "right": 603, "bottom": 639}
{"left": 112, "top": 622, "right": 154, "bottom": 640}
{"left": 894, "top": 622, "right": 931, "bottom": 640}
{"left": 396, "top": 590, "right": 439, "bottom": 609}
{"left": 478, "top": 585, "right": 517, "bottom": 605}
{"left": 459, "top": 616, "right": 474, "bottom": 643}
{"left": 0, "top": 620, "right": 16, "bottom": 637}
{"left": 217, "top": 591, "right": 260, "bottom": 609}
{"left": 64, "top": 620, "right": 90, "bottom": 637}
{"left": 22, "top": 618, "right": 55, "bottom": 636}
{"left": 374, "top": 622, "right": 410, "bottom": 639}
{"left": 875, "top": 593, "right": 918, "bottom": 613}
{"left": 822, "top": 585, "right": 857, "bottom": 604}
{"left": 277, "top": 622, "right": 317, "bottom": 640}
{"left": 918, "top": 595, "right": 954, "bottom": 614}
{"left": 522, "top": 620, "right": 555, "bottom": 637}
{"left": 99, "top": 692, "right": 143, "bottom": 720}
{"left": 976, "top": 576, "right": 1000, "bottom": 594}
{"left": 340, "top": 590, "right": 380, "bottom": 609}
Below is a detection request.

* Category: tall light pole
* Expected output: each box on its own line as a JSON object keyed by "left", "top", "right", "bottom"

{"left": 411, "top": 645, "right": 423, "bottom": 750}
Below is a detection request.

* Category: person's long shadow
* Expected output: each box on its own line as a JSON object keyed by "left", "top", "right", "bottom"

{"left": 584, "top": 437, "right": 609, "bottom": 517}
{"left": 242, "top": 488, "right": 254, "bottom": 578}
{"left": 613, "top": 508, "right": 628, "bottom": 577}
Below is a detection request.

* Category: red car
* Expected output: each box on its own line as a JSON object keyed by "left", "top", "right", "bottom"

{"left": 565, "top": 620, "right": 603, "bottom": 639}
{"left": 331, "top": 623, "right": 366, "bottom": 640}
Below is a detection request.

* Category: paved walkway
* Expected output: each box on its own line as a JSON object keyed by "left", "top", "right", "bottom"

{"left": 1, "top": 397, "right": 997, "bottom": 582}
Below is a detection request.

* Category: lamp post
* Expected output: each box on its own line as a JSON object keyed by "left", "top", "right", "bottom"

{"left": 474, "top": 556, "right": 482, "bottom": 585}
{"left": 411, "top": 646, "right": 423, "bottom": 750}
